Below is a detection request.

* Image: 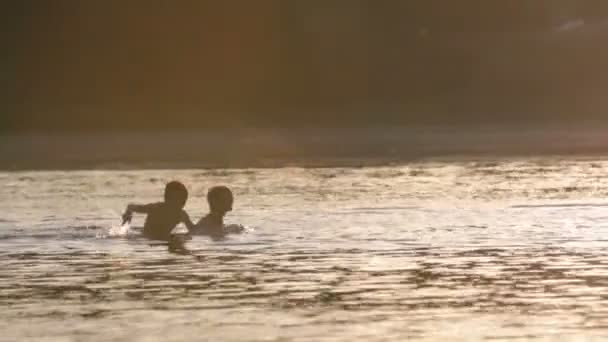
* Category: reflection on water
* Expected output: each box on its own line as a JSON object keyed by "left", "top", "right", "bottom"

{"left": 2, "top": 158, "right": 608, "bottom": 340}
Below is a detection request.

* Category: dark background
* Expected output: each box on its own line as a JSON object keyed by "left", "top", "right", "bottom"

{"left": 4, "top": 1, "right": 608, "bottom": 132}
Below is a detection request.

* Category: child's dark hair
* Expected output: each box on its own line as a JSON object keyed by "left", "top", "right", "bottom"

{"left": 164, "top": 181, "right": 188, "bottom": 206}
{"left": 207, "top": 186, "right": 233, "bottom": 209}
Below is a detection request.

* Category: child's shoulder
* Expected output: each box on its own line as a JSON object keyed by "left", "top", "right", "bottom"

{"left": 144, "top": 202, "right": 166, "bottom": 212}
{"left": 190, "top": 216, "right": 216, "bottom": 234}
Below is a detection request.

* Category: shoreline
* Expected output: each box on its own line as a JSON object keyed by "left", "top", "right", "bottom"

{"left": 2, "top": 126, "right": 608, "bottom": 170}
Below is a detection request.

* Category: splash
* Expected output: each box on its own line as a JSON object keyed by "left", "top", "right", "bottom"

{"left": 97, "top": 222, "right": 135, "bottom": 238}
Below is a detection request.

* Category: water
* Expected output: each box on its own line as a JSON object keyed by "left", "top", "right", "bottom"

{"left": 2, "top": 158, "right": 608, "bottom": 341}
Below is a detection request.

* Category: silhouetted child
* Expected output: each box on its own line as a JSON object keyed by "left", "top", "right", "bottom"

{"left": 192, "top": 185, "right": 244, "bottom": 236}
{"left": 122, "top": 181, "right": 194, "bottom": 241}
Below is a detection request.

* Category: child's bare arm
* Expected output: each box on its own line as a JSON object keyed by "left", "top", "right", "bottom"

{"left": 122, "top": 203, "right": 154, "bottom": 224}
{"left": 180, "top": 210, "right": 195, "bottom": 231}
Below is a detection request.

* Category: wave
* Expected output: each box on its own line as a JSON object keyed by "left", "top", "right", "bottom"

{"left": 0, "top": 224, "right": 144, "bottom": 241}
{"left": 511, "top": 202, "right": 608, "bottom": 208}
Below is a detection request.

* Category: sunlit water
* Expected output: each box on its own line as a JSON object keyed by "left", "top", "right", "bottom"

{"left": 3, "top": 158, "right": 608, "bottom": 341}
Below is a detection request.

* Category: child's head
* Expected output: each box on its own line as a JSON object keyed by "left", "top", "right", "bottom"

{"left": 164, "top": 181, "right": 188, "bottom": 208}
{"left": 207, "top": 186, "right": 233, "bottom": 214}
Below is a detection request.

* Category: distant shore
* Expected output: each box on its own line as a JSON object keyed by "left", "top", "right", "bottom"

{"left": 2, "top": 125, "right": 608, "bottom": 170}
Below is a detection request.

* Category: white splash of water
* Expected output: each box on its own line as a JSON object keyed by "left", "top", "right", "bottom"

{"left": 97, "top": 222, "right": 134, "bottom": 238}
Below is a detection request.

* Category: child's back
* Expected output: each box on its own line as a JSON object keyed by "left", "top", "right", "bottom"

{"left": 123, "top": 181, "right": 193, "bottom": 241}
{"left": 141, "top": 202, "right": 188, "bottom": 240}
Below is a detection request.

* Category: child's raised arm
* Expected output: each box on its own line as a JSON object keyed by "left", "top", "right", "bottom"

{"left": 180, "top": 210, "right": 195, "bottom": 231}
{"left": 122, "top": 203, "right": 154, "bottom": 224}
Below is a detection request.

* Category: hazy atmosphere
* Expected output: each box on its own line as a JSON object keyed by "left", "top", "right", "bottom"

{"left": 4, "top": 2, "right": 608, "bottom": 342}
{"left": 5, "top": 1, "right": 608, "bottom": 131}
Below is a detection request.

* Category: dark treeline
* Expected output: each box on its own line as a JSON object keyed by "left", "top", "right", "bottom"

{"left": 4, "top": 1, "right": 608, "bottom": 131}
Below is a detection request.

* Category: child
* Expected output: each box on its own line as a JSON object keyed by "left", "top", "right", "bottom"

{"left": 191, "top": 185, "right": 244, "bottom": 236}
{"left": 122, "top": 181, "right": 194, "bottom": 241}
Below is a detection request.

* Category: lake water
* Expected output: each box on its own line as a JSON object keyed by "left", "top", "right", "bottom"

{"left": 2, "top": 158, "right": 608, "bottom": 341}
